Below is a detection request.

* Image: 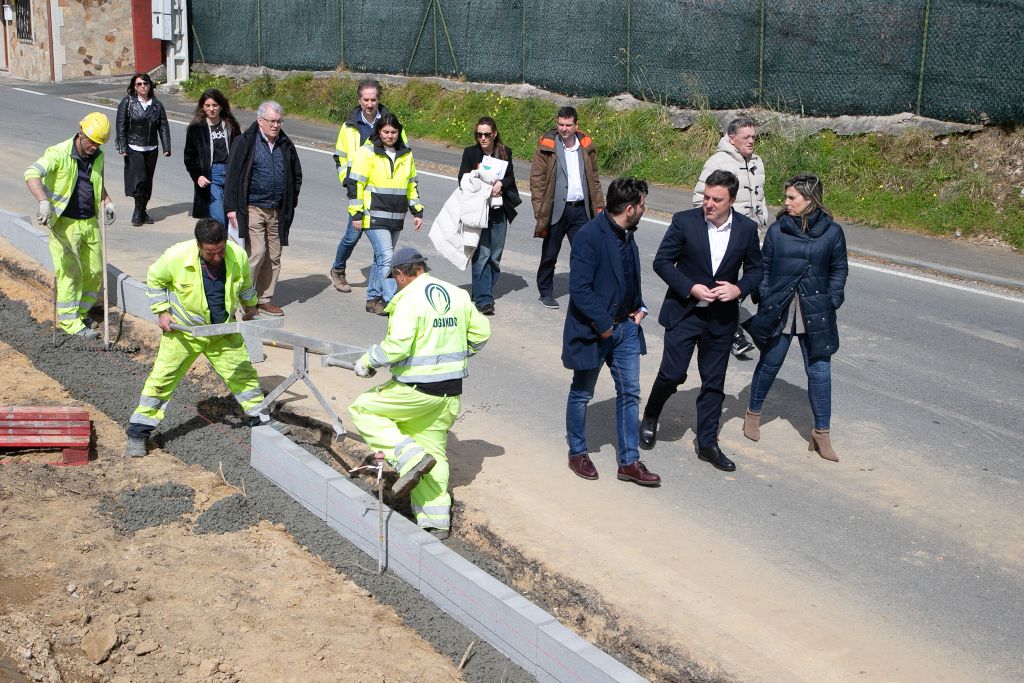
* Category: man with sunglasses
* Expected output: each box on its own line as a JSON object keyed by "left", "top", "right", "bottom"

{"left": 224, "top": 100, "right": 303, "bottom": 317}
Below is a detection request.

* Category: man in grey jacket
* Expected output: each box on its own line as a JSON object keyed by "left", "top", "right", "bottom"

{"left": 693, "top": 116, "right": 767, "bottom": 357}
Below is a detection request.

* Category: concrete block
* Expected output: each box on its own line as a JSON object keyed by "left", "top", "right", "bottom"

{"left": 325, "top": 477, "right": 436, "bottom": 589}
{"left": 112, "top": 268, "right": 158, "bottom": 323}
{"left": 420, "top": 541, "right": 540, "bottom": 675}
{"left": 251, "top": 426, "right": 341, "bottom": 520}
{"left": 537, "top": 621, "right": 647, "bottom": 683}
{"left": 0, "top": 210, "right": 54, "bottom": 270}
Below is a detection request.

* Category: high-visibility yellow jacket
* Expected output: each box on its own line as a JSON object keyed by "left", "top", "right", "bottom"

{"left": 24, "top": 136, "right": 104, "bottom": 219}
{"left": 332, "top": 105, "right": 406, "bottom": 185}
{"left": 347, "top": 141, "right": 424, "bottom": 230}
{"left": 146, "top": 239, "right": 257, "bottom": 327}
{"left": 363, "top": 274, "right": 490, "bottom": 383}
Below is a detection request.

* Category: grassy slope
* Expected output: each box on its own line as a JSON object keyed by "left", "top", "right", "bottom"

{"left": 183, "top": 73, "right": 1024, "bottom": 251}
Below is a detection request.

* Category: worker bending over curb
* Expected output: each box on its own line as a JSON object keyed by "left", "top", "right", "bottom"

{"left": 125, "top": 218, "right": 287, "bottom": 457}
{"left": 24, "top": 112, "right": 117, "bottom": 340}
{"left": 349, "top": 247, "right": 490, "bottom": 539}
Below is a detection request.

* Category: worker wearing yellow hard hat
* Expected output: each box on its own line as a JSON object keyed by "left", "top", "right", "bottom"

{"left": 24, "top": 112, "right": 117, "bottom": 339}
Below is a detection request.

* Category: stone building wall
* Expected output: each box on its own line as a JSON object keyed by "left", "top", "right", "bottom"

{"left": 5, "top": 0, "right": 52, "bottom": 81}
{"left": 4, "top": 0, "right": 136, "bottom": 82}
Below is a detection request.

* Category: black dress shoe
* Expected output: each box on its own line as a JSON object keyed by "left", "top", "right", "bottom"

{"left": 639, "top": 417, "right": 658, "bottom": 450}
{"left": 698, "top": 444, "right": 736, "bottom": 472}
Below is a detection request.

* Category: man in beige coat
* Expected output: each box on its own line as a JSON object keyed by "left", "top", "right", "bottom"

{"left": 693, "top": 116, "right": 767, "bottom": 357}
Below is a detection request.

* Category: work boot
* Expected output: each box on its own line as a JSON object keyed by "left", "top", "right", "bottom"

{"left": 365, "top": 297, "right": 387, "bottom": 316}
{"left": 428, "top": 528, "right": 450, "bottom": 540}
{"left": 391, "top": 454, "right": 437, "bottom": 498}
{"left": 131, "top": 198, "right": 145, "bottom": 227}
{"left": 329, "top": 268, "right": 351, "bottom": 293}
{"left": 72, "top": 327, "right": 100, "bottom": 340}
{"left": 126, "top": 437, "right": 147, "bottom": 458}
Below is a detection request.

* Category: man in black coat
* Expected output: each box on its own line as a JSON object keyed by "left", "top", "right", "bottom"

{"left": 224, "top": 100, "right": 302, "bottom": 317}
{"left": 640, "top": 170, "right": 763, "bottom": 471}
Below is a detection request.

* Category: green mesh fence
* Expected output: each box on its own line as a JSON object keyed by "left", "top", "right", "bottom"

{"left": 188, "top": 0, "right": 1024, "bottom": 124}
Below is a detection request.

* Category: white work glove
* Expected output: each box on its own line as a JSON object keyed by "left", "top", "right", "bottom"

{"left": 104, "top": 202, "right": 116, "bottom": 225}
{"left": 353, "top": 357, "right": 376, "bottom": 378}
{"left": 37, "top": 200, "right": 51, "bottom": 226}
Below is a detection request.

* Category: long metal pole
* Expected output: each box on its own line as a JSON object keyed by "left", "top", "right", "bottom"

{"left": 100, "top": 203, "right": 110, "bottom": 350}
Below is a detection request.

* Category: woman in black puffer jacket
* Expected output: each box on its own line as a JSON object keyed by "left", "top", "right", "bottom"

{"left": 743, "top": 174, "right": 848, "bottom": 461}
{"left": 115, "top": 72, "right": 171, "bottom": 226}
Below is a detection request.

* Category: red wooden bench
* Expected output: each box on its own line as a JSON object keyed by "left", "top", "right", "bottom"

{"left": 0, "top": 406, "right": 92, "bottom": 466}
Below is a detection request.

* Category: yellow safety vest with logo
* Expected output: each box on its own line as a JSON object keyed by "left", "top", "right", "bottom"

{"left": 332, "top": 106, "right": 407, "bottom": 185}
{"left": 364, "top": 274, "right": 490, "bottom": 383}
{"left": 145, "top": 239, "right": 258, "bottom": 327}
{"left": 347, "top": 142, "right": 424, "bottom": 230}
{"left": 24, "top": 137, "right": 104, "bottom": 219}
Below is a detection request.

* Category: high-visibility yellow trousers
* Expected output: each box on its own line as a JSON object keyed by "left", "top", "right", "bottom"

{"left": 49, "top": 216, "right": 102, "bottom": 334}
{"left": 127, "top": 330, "right": 264, "bottom": 439}
{"left": 349, "top": 380, "right": 460, "bottom": 531}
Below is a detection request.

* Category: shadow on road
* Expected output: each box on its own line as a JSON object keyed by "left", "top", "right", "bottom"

{"left": 145, "top": 201, "right": 193, "bottom": 223}
{"left": 275, "top": 274, "right": 333, "bottom": 307}
{"left": 447, "top": 432, "right": 505, "bottom": 489}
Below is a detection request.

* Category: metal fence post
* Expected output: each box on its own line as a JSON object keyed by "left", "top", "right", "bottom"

{"left": 256, "top": 0, "right": 262, "bottom": 66}
{"left": 915, "top": 0, "right": 932, "bottom": 115}
{"left": 625, "top": 0, "right": 632, "bottom": 92}
{"left": 758, "top": 0, "right": 766, "bottom": 105}
{"left": 339, "top": 0, "right": 345, "bottom": 67}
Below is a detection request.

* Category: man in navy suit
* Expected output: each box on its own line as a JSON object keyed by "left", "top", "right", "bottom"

{"left": 639, "top": 170, "right": 763, "bottom": 472}
{"left": 561, "top": 178, "right": 660, "bottom": 486}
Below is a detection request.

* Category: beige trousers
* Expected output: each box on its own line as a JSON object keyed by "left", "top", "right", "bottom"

{"left": 246, "top": 206, "right": 281, "bottom": 304}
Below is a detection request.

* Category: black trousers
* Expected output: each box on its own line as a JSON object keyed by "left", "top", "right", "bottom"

{"left": 124, "top": 148, "right": 159, "bottom": 201}
{"left": 536, "top": 202, "right": 588, "bottom": 298}
{"left": 643, "top": 310, "right": 734, "bottom": 449}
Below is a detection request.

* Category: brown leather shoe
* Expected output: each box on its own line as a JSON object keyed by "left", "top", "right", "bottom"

{"left": 616, "top": 460, "right": 661, "bottom": 486}
{"left": 258, "top": 302, "right": 284, "bottom": 316}
{"left": 365, "top": 297, "right": 387, "bottom": 316}
{"left": 568, "top": 453, "right": 598, "bottom": 480}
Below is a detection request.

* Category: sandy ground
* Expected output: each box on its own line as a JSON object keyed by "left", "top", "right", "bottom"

{"left": 0, "top": 248, "right": 475, "bottom": 682}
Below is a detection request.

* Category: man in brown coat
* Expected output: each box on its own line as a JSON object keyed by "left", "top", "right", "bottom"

{"left": 530, "top": 106, "right": 604, "bottom": 310}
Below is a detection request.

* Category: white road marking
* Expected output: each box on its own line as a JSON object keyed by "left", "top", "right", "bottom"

{"left": 13, "top": 87, "right": 47, "bottom": 96}
{"left": 46, "top": 92, "right": 1022, "bottom": 304}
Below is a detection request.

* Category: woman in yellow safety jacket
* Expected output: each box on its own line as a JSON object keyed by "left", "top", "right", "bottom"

{"left": 347, "top": 113, "right": 424, "bottom": 316}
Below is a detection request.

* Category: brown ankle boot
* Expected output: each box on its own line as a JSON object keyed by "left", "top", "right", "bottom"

{"left": 809, "top": 428, "right": 839, "bottom": 462}
{"left": 743, "top": 409, "right": 761, "bottom": 441}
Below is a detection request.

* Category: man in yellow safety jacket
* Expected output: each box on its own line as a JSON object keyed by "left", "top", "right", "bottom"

{"left": 24, "top": 113, "right": 117, "bottom": 339}
{"left": 349, "top": 247, "right": 490, "bottom": 538}
{"left": 125, "top": 218, "right": 287, "bottom": 457}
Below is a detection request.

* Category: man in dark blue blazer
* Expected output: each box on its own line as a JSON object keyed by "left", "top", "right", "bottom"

{"left": 561, "top": 178, "right": 660, "bottom": 486}
{"left": 639, "top": 170, "right": 763, "bottom": 471}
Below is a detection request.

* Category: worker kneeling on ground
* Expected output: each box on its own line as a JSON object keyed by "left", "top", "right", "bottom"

{"left": 24, "top": 112, "right": 117, "bottom": 340}
{"left": 125, "top": 218, "right": 287, "bottom": 457}
{"left": 349, "top": 247, "right": 490, "bottom": 539}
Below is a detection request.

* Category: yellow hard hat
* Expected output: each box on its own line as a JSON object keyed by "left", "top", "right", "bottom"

{"left": 79, "top": 112, "right": 110, "bottom": 144}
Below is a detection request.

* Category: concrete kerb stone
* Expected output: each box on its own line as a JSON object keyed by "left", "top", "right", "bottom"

{"left": 1, "top": 208, "right": 647, "bottom": 682}
{"left": 250, "top": 426, "right": 647, "bottom": 683}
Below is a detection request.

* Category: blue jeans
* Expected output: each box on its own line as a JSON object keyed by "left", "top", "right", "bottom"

{"left": 208, "top": 163, "right": 226, "bottom": 227}
{"left": 366, "top": 228, "right": 398, "bottom": 302}
{"left": 565, "top": 320, "right": 642, "bottom": 466}
{"left": 748, "top": 333, "right": 832, "bottom": 429}
{"left": 471, "top": 211, "right": 507, "bottom": 307}
{"left": 332, "top": 215, "right": 363, "bottom": 270}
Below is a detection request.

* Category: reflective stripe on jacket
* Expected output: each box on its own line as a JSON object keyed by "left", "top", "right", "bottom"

{"left": 146, "top": 239, "right": 257, "bottom": 327}
{"left": 24, "top": 137, "right": 104, "bottom": 219}
{"left": 362, "top": 274, "right": 490, "bottom": 384}
{"left": 347, "top": 141, "right": 424, "bottom": 230}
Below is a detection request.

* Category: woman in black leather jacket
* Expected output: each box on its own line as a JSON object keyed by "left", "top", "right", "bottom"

{"left": 742, "top": 174, "right": 849, "bottom": 461}
{"left": 115, "top": 72, "right": 171, "bottom": 226}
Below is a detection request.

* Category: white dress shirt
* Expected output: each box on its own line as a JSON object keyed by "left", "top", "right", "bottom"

{"left": 562, "top": 138, "right": 585, "bottom": 202}
{"left": 696, "top": 213, "right": 733, "bottom": 307}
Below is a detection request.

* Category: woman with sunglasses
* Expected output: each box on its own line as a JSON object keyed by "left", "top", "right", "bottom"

{"left": 115, "top": 72, "right": 171, "bottom": 226}
{"left": 183, "top": 89, "right": 241, "bottom": 228}
{"left": 457, "top": 117, "right": 520, "bottom": 315}
{"left": 743, "top": 174, "right": 849, "bottom": 461}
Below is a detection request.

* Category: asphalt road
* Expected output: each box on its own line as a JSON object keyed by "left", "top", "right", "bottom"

{"left": 2, "top": 81, "right": 1023, "bottom": 682}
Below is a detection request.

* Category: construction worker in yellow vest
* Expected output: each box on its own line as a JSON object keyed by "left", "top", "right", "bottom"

{"left": 125, "top": 218, "right": 288, "bottom": 457}
{"left": 349, "top": 247, "right": 490, "bottom": 539}
{"left": 24, "top": 113, "right": 117, "bottom": 339}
